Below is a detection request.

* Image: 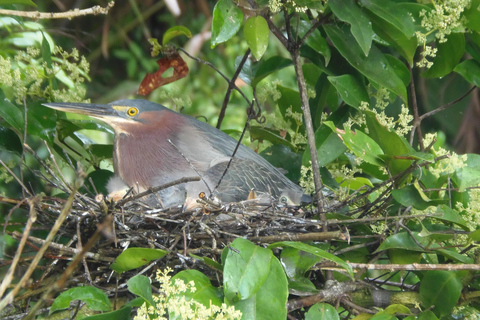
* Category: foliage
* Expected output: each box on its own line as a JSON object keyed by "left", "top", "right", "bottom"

{"left": 1, "top": 0, "right": 480, "bottom": 319}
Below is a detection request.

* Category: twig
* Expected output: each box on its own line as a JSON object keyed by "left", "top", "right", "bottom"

{"left": 408, "top": 64, "right": 424, "bottom": 149}
{"left": 419, "top": 86, "right": 476, "bottom": 121}
{"left": 0, "top": 167, "right": 85, "bottom": 313}
{"left": 0, "top": 196, "right": 40, "bottom": 298}
{"left": 178, "top": 47, "right": 251, "bottom": 105}
{"left": 0, "top": 2, "right": 114, "bottom": 20}
{"left": 116, "top": 176, "right": 201, "bottom": 206}
{"left": 24, "top": 215, "right": 113, "bottom": 320}
{"left": 0, "top": 159, "right": 32, "bottom": 197}
{"left": 216, "top": 48, "right": 251, "bottom": 129}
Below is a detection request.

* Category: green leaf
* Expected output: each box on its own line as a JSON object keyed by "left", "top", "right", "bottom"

{"left": 329, "top": 0, "right": 374, "bottom": 56}
{"left": 303, "top": 120, "right": 347, "bottom": 167}
{"left": 211, "top": 0, "right": 243, "bottom": 48}
{"left": 392, "top": 185, "right": 434, "bottom": 210}
{"left": 162, "top": 26, "right": 192, "bottom": 45}
{"left": 306, "top": 303, "right": 340, "bottom": 320}
{"left": 328, "top": 74, "right": 369, "bottom": 109}
{"left": 359, "top": 0, "right": 415, "bottom": 38}
{"left": 268, "top": 241, "right": 354, "bottom": 278}
{"left": 189, "top": 253, "right": 223, "bottom": 271}
{"left": 223, "top": 238, "right": 273, "bottom": 303}
{"left": 422, "top": 33, "right": 465, "bottom": 78}
{"left": 111, "top": 248, "right": 167, "bottom": 274}
{"left": 298, "top": 21, "right": 331, "bottom": 65}
{"left": 464, "top": 0, "right": 480, "bottom": 32}
{"left": 325, "top": 122, "right": 384, "bottom": 166}
{"left": 50, "top": 286, "right": 111, "bottom": 314}
{"left": 171, "top": 270, "right": 223, "bottom": 308}
{"left": 276, "top": 85, "right": 302, "bottom": 131}
{"left": 233, "top": 256, "right": 288, "bottom": 320}
{"left": 261, "top": 145, "right": 303, "bottom": 182}
{"left": 0, "top": 127, "right": 22, "bottom": 155}
{"left": 127, "top": 275, "right": 155, "bottom": 306}
{"left": 0, "top": 92, "right": 24, "bottom": 134}
{"left": 452, "top": 154, "right": 480, "bottom": 191}
{"left": 251, "top": 56, "right": 292, "bottom": 87}
{"left": 364, "top": 111, "right": 412, "bottom": 175}
{"left": 281, "top": 247, "right": 321, "bottom": 294}
{"left": 419, "top": 271, "right": 463, "bottom": 316}
{"left": 365, "top": 5, "right": 418, "bottom": 64}
{"left": 42, "top": 33, "right": 58, "bottom": 90}
{"left": 454, "top": 59, "right": 480, "bottom": 87}
{"left": 433, "top": 205, "right": 469, "bottom": 231}
{"left": 0, "top": 0, "right": 36, "bottom": 6}
{"left": 244, "top": 16, "right": 269, "bottom": 60}
{"left": 250, "top": 126, "right": 296, "bottom": 150}
{"left": 82, "top": 306, "right": 132, "bottom": 320}
{"left": 324, "top": 24, "right": 407, "bottom": 102}
{"left": 375, "top": 232, "right": 428, "bottom": 253}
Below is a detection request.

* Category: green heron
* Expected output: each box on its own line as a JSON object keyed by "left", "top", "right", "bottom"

{"left": 43, "top": 99, "right": 310, "bottom": 208}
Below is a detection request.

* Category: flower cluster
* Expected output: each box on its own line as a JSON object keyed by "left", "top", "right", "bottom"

{"left": 269, "top": 0, "right": 308, "bottom": 13}
{"left": 134, "top": 267, "right": 242, "bottom": 320}
{"left": 423, "top": 133, "right": 467, "bottom": 178}
{"left": 415, "top": 0, "right": 471, "bottom": 68}
{"left": 0, "top": 46, "right": 89, "bottom": 104}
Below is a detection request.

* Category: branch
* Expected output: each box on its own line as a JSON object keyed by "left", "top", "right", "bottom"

{"left": 419, "top": 86, "right": 476, "bottom": 121}
{"left": 0, "top": 2, "right": 114, "bottom": 20}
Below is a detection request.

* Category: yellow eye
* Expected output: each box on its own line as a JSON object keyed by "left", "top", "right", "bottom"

{"left": 127, "top": 107, "right": 138, "bottom": 117}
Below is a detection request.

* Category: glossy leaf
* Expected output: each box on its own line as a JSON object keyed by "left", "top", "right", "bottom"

{"left": 299, "top": 21, "right": 331, "bottom": 65}
{"left": 306, "top": 303, "right": 340, "bottom": 320}
{"left": 375, "top": 232, "right": 428, "bottom": 252}
{"left": 127, "top": 275, "right": 155, "bottom": 306}
{"left": 422, "top": 33, "right": 465, "bottom": 78}
{"left": 366, "top": 6, "right": 418, "bottom": 64}
{"left": 281, "top": 247, "right": 321, "bottom": 294}
{"left": 324, "top": 24, "right": 407, "bottom": 101}
{"left": 360, "top": 0, "right": 415, "bottom": 38}
{"left": 392, "top": 185, "right": 435, "bottom": 210}
{"left": 303, "top": 121, "right": 347, "bottom": 167}
{"left": 50, "top": 286, "right": 111, "bottom": 314}
{"left": 433, "top": 205, "right": 469, "bottom": 231}
{"left": 0, "top": 127, "right": 22, "bottom": 155}
{"left": 261, "top": 144, "right": 303, "bottom": 182}
{"left": 82, "top": 306, "right": 132, "bottom": 320}
{"left": 171, "top": 270, "right": 223, "bottom": 308}
{"left": 329, "top": 0, "right": 373, "bottom": 56}
{"left": 454, "top": 59, "right": 480, "bottom": 87}
{"left": 223, "top": 238, "right": 273, "bottom": 303}
{"left": 162, "top": 25, "right": 192, "bottom": 45}
{"left": 211, "top": 0, "right": 243, "bottom": 48}
{"left": 0, "top": 92, "right": 24, "bottom": 133}
{"left": 452, "top": 154, "right": 480, "bottom": 191}
{"left": 328, "top": 74, "right": 369, "bottom": 109}
{"left": 364, "top": 111, "right": 412, "bottom": 175}
{"left": 0, "top": 0, "right": 36, "bottom": 6}
{"left": 252, "top": 56, "right": 292, "bottom": 87}
{"left": 269, "top": 241, "right": 354, "bottom": 278}
{"left": 233, "top": 256, "right": 288, "bottom": 320}
{"left": 325, "top": 122, "right": 384, "bottom": 166}
{"left": 244, "top": 16, "right": 269, "bottom": 60}
{"left": 419, "top": 271, "right": 462, "bottom": 316}
{"left": 111, "top": 248, "right": 167, "bottom": 274}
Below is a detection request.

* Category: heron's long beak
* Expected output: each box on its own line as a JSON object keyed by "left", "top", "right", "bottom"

{"left": 42, "top": 102, "right": 116, "bottom": 119}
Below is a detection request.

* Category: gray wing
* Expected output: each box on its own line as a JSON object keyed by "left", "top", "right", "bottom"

{"left": 205, "top": 158, "right": 307, "bottom": 204}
